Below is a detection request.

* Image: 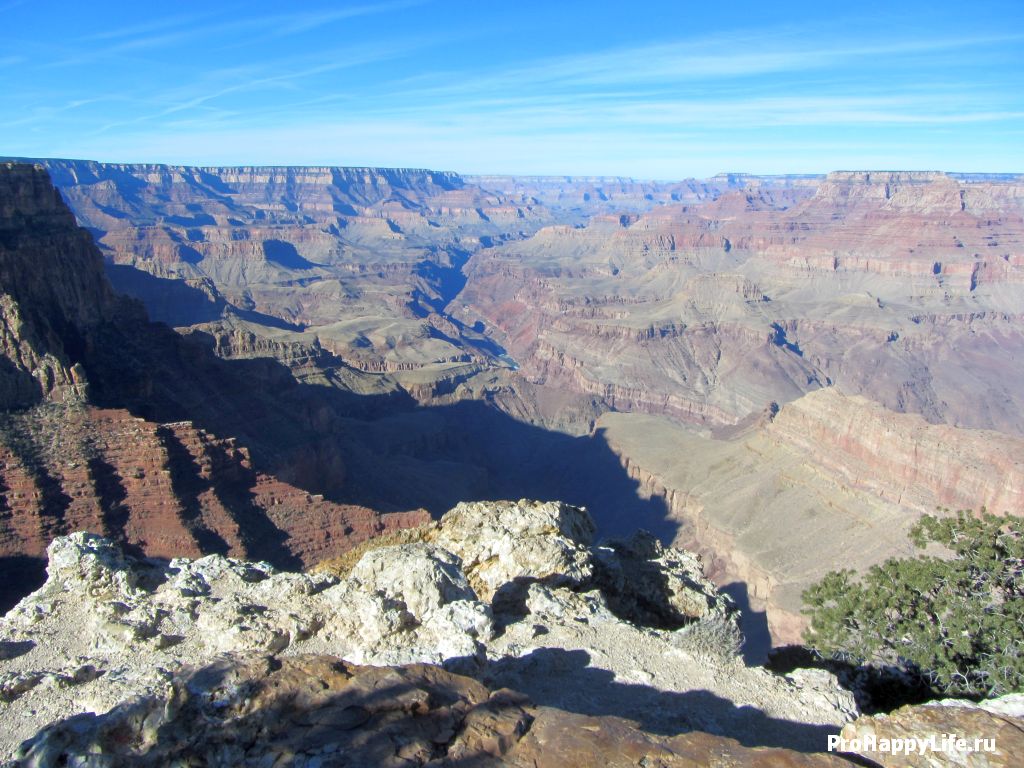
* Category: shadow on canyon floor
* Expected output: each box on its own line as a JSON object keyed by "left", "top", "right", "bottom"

{"left": 84, "top": 295, "right": 682, "bottom": 547}
{"left": 106, "top": 265, "right": 304, "bottom": 331}
{"left": 97, "top": 264, "right": 675, "bottom": 546}
{"left": 721, "top": 582, "right": 772, "bottom": 666}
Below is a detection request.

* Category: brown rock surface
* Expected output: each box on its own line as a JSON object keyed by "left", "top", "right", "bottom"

{"left": 8, "top": 654, "right": 856, "bottom": 767}
{"left": 840, "top": 695, "right": 1024, "bottom": 767}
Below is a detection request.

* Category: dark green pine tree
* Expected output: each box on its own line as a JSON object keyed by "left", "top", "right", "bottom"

{"left": 802, "top": 510, "right": 1024, "bottom": 698}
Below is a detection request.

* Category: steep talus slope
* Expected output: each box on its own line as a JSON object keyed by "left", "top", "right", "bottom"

{"left": 766, "top": 388, "right": 1024, "bottom": 513}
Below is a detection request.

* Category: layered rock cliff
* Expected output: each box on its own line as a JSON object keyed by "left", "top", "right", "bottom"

{"left": 0, "top": 163, "right": 429, "bottom": 611}
{"left": 597, "top": 389, "right": 1024, "bottom": 646}
{"left": 0, "top": 405, "right": 426, "bottom": 592}
{"left": 766, "top": 388, "right": 1024, "bottom": 514}
{"left": 456, "top": 170, "right": 1024, "bottom": 435}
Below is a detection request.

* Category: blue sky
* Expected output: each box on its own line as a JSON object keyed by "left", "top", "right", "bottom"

{"left": 1, "top": 0, "right": 1022, "bottom": 177}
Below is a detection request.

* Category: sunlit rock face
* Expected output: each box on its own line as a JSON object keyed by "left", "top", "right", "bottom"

{"left": 3, "top": 511, "right": 1021, "bottom": 767}
{"left": 1, "top": 501, "right": 860, "bottom": 762}
{"left": 457, "top": 170, "right": 1024, "bottom": 435}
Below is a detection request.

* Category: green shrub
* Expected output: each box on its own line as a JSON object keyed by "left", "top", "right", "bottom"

{"left": 802, "top": 510, "right": 1024, "bottom": 698}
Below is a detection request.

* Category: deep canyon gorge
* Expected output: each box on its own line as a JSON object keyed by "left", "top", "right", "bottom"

{"left": 2, "top": 158, "right": 1023, "bottom": 648}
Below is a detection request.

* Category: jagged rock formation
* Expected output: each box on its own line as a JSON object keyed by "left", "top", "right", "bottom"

{"left": 3, "top": 501, "right": 1021, "bottom": 766}
{"left": 0, "top": 501, "right": 859, "bottom": 761}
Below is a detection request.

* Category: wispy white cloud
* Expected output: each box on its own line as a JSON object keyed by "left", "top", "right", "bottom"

{"left": 1, "top": 95, "right": 130, "bottom": 129}
{"left": 82, "top": 12, "right": 216, "bottom": 42}
{"left": 40, "top": 0, "right": 426, "bottom": 69}
{"left": 386, "top": 30, "right": 1024, "bottom": 100}
{"left": 67, "top": 1, "right": 426, "bottom": 57}
{"left": 89, "top": 40, "right": 423, "bottom": 134}
{"left": 4, "top": 6, "right": 1021, "bottom": 176}
{"left": 265, "top": 0, "right": 428, "bottom": 36}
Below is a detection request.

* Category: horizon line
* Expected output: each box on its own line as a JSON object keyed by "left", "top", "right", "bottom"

{"left": 3, "top": 156, "right": 1023, "bottom": 184}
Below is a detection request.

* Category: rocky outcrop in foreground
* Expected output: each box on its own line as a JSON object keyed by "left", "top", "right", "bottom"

{"left": 1, "top": 500, "right": 860, "bottom": 762}
{"left": 2, "top": 500, "right": 1021, "bottom": 766}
